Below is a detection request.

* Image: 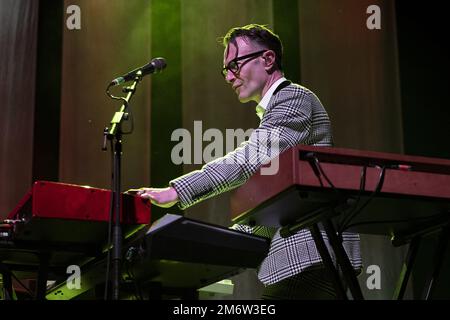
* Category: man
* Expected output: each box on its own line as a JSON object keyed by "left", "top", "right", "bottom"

{"left": 130, "top": 24, "right": 362, "bottom": 299}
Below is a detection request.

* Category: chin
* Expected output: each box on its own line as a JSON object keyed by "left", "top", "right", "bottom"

{"left": 237, "top": 93, "right": 252, "bottom": 103}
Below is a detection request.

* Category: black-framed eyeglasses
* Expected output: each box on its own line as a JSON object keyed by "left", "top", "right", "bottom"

{"left": 221, "top": 50, "right": 267, "bottom": 78}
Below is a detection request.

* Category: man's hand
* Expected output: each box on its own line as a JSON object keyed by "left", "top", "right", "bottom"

{"left": 126, "top": 187, "right": 179, "bottom": 208}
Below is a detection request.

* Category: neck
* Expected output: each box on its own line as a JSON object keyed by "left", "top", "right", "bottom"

{"left": 255, "top": 71, "right": 284, "bottom": 104}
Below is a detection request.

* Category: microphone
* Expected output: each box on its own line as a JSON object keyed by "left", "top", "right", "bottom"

{"left": 110, "top": 57, "right": 166, "bottom": 86}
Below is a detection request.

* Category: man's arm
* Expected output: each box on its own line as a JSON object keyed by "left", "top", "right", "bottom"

{"left": 170, "top": 88, "right": 313, "bottom": 209}
{"left": 131, "top": 87, "right": 316, "bottom": 209}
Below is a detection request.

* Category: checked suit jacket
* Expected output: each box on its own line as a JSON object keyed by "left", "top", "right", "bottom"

{"left": 170, "top": 81, "right": 362, "bottom": 285}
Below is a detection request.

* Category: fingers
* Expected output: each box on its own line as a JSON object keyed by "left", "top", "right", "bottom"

{"left": 139, "top": 192, "right": 155, "bottom": 200}
{"left": 140, "top": 192, "right": 168, "bottom": 208}
{"left": 132, "top": 189, "right": 159, "bottom": 203}
{"left": 126, "top": 187, "right": 178, "bottom": 208}
{"left": 125, "top": 188, "right": 151, "bottom": 196}
{"left": 124, "top": 188, "right": 142, "bottom": 195}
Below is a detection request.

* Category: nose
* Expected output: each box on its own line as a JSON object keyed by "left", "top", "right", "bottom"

{"left": 225, "top": 71, "right": 236, "bottom": 84}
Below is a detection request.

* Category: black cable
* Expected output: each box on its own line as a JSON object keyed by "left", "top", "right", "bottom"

{"left": 338, "top": 165, "right": 367, "bottom": 231}
{"left": 106, "top": 84, "right": 134, "bottom": 135}
{"left": 303, "top": 153, "right": 388, "bottom": 235}
{"left": 313, "top": 156, "right": 337, "bottom": 189}
{"left": 106, "top": 83, "right": 127, "bottom": 102}
{"left": 304, "top": 152, "right": 340, "bottom": 191}
{"left": 339, "top": 166, "right": 387, "bottom": 233}
{"left": 104, "top": 139, "right": 115, "bottom": 300}
{"left": 305, "top": 154, "right": 324, "bottom": 187}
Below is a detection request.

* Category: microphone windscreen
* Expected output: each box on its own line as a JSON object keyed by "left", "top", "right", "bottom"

{"left": 151, "top": 57, "right": 167, "bottom": 72}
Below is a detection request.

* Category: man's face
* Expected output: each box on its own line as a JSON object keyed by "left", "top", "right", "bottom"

{"left": 223, "top": 37, "right": 268, "bottom": 103}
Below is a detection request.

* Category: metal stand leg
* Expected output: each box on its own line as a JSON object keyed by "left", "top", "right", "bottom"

{"left": 35, "top": 253, "right": 50, "bottom": 300}
{"left": 393, "top": 236, "right": 420, "bottom": 300}
{"left": 422, "top": 225, "right": 450, "bottom": 300}
{"left": 309, "top": 224, "right": 348, "bottom": 300}
{"left": 0, "top": 264, "right": 14, "bottom": 300}
{"left": 322, "top": 219, "right": 364, "bottom": 300}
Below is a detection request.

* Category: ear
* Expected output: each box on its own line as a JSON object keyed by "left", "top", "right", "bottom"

{"left": 263, "top": 50, "right": 277, "bottom": 71}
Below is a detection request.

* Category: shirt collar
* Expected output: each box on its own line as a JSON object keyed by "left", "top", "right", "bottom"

{"left": 258, "top": 76, "right": 287, "bottom": 110}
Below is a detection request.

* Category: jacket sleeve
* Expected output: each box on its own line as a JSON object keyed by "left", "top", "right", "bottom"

{"left": 170, "top": 88, "right": 313, "bottom": 210}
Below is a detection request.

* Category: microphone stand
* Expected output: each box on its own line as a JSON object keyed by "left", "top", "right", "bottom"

{"left": 103, "top": 71, "right": 143, "bottom": 300}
